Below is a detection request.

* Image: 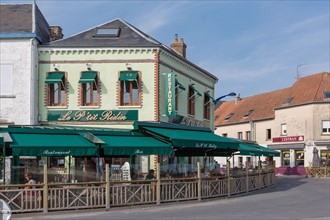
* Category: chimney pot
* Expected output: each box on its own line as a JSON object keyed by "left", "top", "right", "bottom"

{"left": 49, "top": 26, "right": 64, "bottom": 41}
{"left": 170, "top": 35, "right": 187, "bottom": 58}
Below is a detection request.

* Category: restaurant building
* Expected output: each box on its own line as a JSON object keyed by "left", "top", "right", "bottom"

{"left": 214, "top": 72, "right": 330, "bottom": 175}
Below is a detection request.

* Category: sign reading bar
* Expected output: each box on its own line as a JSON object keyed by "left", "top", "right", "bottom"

{"left": 48, "top": 110, "right": 138, "bottom": 122}
{"left": 273, "top": 136, "right": 304, "bottom": 143}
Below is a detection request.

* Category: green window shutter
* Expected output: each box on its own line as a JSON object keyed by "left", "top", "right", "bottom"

{"left": 79, "top": 71, "right": 97, "bottom": 83}
{"left": 45, "top": 72, "right": 64, "bottom": 84}
{"left": 119, "top": 71, "right": 138, "bottom": 81}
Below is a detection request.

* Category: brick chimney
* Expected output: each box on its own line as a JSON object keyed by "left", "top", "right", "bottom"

{"left": 49, "top": 26, "right": 64, "bottom": 41}
{"left": 170, "top": 34, "right": 187, "bottom": 58}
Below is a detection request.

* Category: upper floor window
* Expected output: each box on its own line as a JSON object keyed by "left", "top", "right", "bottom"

{"left": 281, "top": 124, "right": 287, "bottom": 136}
{"left": 79, "top": 71, "right": 100, "bottom": 106}
{"left": 322, "top": 120, "right": 330, "bottom": 134}
{"left": 203, "top": 94, "right": 210, "bottom": 120}
{"left": 224, "top": 113, "right": 234, "bottom": 120}
{"left": 266, "top": 129, "right": 272, "bottom": 140}
{"left": 45, "top": 72, "right": 67, "bottom": 106}
{"left": 244, "top": 109, "right": 254, "bottom": 117}
{"left": 283, "top": 97, "right": 294, "bottom": 104}
{"left": 246, "top": 131, "right": 251, "bottom": 140}
{"left": 237, "top": 132, "right": 243, "bottom": 139}
{"left": 175, "top": 80, "right": 185, "bottom": 112}
{"left": 188, "top": 85, "right": 201, "bottom": 116}
{"left": 324, "top": 92, "right": 330, "bottom": 99}
{"left": 119, "top": 71, "right": 141, "bottom": 106}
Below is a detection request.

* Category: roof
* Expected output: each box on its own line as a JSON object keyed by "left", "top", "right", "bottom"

{"left": 41, "top": 18, "right": 218, "bottom": 81}
{"left": 0, "top": 3, "right": 50, "bottom": 43}
{"left": 215, "top": 72, "right": 330, "bottom": 126}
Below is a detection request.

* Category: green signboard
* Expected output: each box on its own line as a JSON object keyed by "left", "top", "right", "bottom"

{"left": 47, "top": 110, "right": 138, "bottom": 122}
{"left": 165, "top": 72, "right": 175, "bottom": 116}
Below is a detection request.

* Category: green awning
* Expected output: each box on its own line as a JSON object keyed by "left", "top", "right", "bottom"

{"left": 98, "top": 134, "right": 172, "bottom": 155}
{"left": 205, "top": 92, "right": 216, "bottom": 104}
{"left": 79, "top": 71, "right": 97, "bottom": 83}
{"left": 192, "top": 86, "right": 202, "bottom": 96}
{"left": 137, "top": 122, "right": 239, "bottom": 152}
{"left": 257, "top": 145, "right": 280, "bottom": 157}
{"left": 10, "top": 133, "right": 97, "bottom": 156}
{"left": 45, "top": 72, "right": 64, "bottom": 84}
{"left": 238, "top": 143, "right": 262, "bottom": 156}
{"left": 119, "top": 71, "right": 138, "bottom": 81}
{"left": 175, "top": 80, "right": 186, "bottom": 90}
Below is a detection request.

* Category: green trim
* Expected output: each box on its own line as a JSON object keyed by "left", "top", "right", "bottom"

{"left": 205, "top": 92, "right": 216, "bottom": 104}
{"left": 119, "top": 71, "right": 138, "bottom": 81}
{"left": 192, "top": 86, "right": 202, "bottom": 96}
{"left": 238, "top": 143, "right": 262, "bottom": 156}
{"left": 79, "top": 71, "right": 97, "bottom": 83}
{"left": 45, "top": 72, "right": 64, "bottom": 84}
{"left": 175, "top": 80, "right": 186, "bottom": 90}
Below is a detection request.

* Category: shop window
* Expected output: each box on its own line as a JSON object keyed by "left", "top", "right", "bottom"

{"left": 237, "top": 132, "right": 243, "bottom": 139}
{"left": 281, "top": 124, "right": 287, "bottom": 136}
{"left": 203, "top": 94, "right": 210, "bottom": 120}
{"left": 282, "top": 150, "right": 290, "bottom": 166}
{"left": 320, "top": 150, "right": 330, "bottom": 166}
{"left": 79, "top": 71, "right": 100, "bottom": 106}
{"left": 295, "top": 150, "right": 304, "bottom": 166}
{"left": 45, "top": 72, "right": 67, "bottom": 106}
{"left": 322, "top": 120, "right": 330, "bottom": 134}
{"left": 246, "top": 131, "right": 251, "bottom": 140}
{"left": 266, "top": 129, "right": 272, "bottom": 140}
{"left": 118, "top": 71, "right": 141, "bottom": 106}
{"left": 238, "top": 157, "right": 243, "bottom": 168}
{"left": 50, "top": 157, "right": 65, "bottom": 168}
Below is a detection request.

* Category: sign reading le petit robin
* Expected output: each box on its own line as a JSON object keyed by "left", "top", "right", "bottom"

{"left": 48, "top": 110, "right": 138, "bottom": 122}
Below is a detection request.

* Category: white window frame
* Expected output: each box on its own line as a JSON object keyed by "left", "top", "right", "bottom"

{"left": 281, "top": 124, "right": 287, "bottom": 136}
{"left": 322, "top": 120, "right": 330, "bottom": 134}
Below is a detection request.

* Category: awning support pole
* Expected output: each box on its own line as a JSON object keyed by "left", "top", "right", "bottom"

{"left": 197, "top": 162, "right": 201, "bottom": 201}
{"left": 245, "top": 161, "right": 249, "bottom": 193}
{"left": 156, "top": 162, "right": 161, "bottom": 205}
{"left": 227, "top": 160, "right": 231, "bottom": 197}
{"left": 43, "top": 164, "right": 48, "bottom": 213}
{"left": 2, "top": 140, "right": 6, "bottom": 185}
{"left": 105, "top": 164, "right": 110, "bottom": 210}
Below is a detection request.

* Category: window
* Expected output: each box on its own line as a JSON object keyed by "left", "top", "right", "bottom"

{"left": 203, "top": 94, "right": 210, "bottom": 120}
{"left": 119, "top": 71, "right": 141, "bottom": 106}
{"left": 266, "top": 129, "right": 272, "bottom": 140}
{"left": 79, "top": 71, "right": 100, "bottom": 106}
{"left": 45, "top": 72, "right": 67, "bottom": 106}
{"left": 320, "top": 150, "right": 330, "bottom": 166}
{"left": 244, "top": 109, "right": 254, "bottom": 117}
{"left": 246, "top": 131, "right": 251, "bottom": 140}
{"left": 0, "top": 64, "right": 13, "bottom": 95}
{"left": 222, "top": 133, "right": 228, "bottom": 137}
{"left": 94, "top": 28, "right": 120, "bottom": 37}
{"left": 283, "top": 97, "right": 294, "bottom": 104}
{"left": 282, "top": 150, "right": 290, "bottom": 166}
{"left": 224, "top": 113, "right": 234, "bottom": 120}
{"left": 237, "top": 132, "right": 243, "bottom": 139}
{"left": 281, "top": 124, "right": 287, "bottom": 136}
{"left": 324, "top": 92, "right": 330, "bottom": 99}
{"left": 175, "top": 80, "right": 185, "bottom": 112}
{"left": 322, "top": 120, "right": 330, "bottom": 134}
{"left": 50, "top": 157, "right": 65, "bottom": 168}
{"left": 295, "top": 150, "right": 304, "bottom": 166}
{"left": 188, "top": 86, "right": 195, "bottom": 115}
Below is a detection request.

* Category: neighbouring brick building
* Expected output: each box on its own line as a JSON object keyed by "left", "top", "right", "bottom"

{"left": 214, "top": 72, "right": 330, "bottom": 175}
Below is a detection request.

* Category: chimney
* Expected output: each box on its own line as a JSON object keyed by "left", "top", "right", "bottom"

{"left": 49, "top": 26, "right": 64, "bottom": 41}
{"left": 170, "top": 34, "right": 187, "bottom": 58}
{"left": 235, "top": 93, "right": 241, "bottom": 105}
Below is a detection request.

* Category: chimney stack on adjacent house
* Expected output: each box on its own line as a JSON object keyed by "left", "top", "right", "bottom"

{"left": 49, "top": 26, "right": 64, "bottom": 41}
{"left": 170, "top": 34, "right": 187, "bottom": 58}
{"left": 235, "top": 93, "right": 241, "bottom": 105}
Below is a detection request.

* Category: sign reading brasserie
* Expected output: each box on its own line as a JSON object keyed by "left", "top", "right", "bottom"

{"left": 47, "top": 110, "right": 138, "bottom": 122}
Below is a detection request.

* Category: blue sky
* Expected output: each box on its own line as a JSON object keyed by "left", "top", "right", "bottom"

{"left": 3, "top": 0, "right": 329, "bottom": 100}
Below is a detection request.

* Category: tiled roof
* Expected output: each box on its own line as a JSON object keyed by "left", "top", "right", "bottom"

{"left": 215, "top": 72, "right": 330, "bottom": 126}
{"left": 0, "top": 3, "right": 50, "bottom": 43}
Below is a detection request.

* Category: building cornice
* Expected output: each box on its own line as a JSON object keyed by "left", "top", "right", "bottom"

{"left": 38, "top": 47, "right": 157, "bottom": 55}
{"left": 215, "top": 117, "right": 273, "bottom": 127}
{"left": 274, "top": 100, "right": 330, "bottom": 110}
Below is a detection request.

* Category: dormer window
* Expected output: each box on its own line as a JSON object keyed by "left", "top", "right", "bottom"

{"left": 283, "top": 97, "right": 294, "bottom": 104}
{"left": 94, "top": 28, "right": 120, "bottom": 37}
{"left": 324, "top": 92, "right": 330, "bottom": 99}
{"left": 224, "top": 113, "right": 234, "bottom": 120}
{"left": 244, "top": 109, "right": 254, "bottom": 117}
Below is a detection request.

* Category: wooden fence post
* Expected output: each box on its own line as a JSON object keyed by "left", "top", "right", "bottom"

{"left": 197, "top": 162, "right": 201, "bottom": 201}
{"left": 43, "top": 164, "right": 48, "bottom": 213}
{"left": 245, "top": 161, "right": 249, "bottom": 193}
{"left": 266, "top": 161, "right": 270, "bottom": 187}
{"left": 258, "top": 160, "right": 261, "bottom": 189}
{"left": 105, "top": 163, "right": 110, "bottom": 210}
{"left": 156, "top": 162, "right": 161, "bottom": 205}
{"left": 227, "top": 161, "right": 231, "bottom": 197}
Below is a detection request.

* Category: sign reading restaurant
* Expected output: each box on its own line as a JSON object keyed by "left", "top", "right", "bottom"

{"left": 47, "top": 110, "right": 138, "bottom": 122}
{"left": 272, "top": 135, "right": 304, "bottom": 143}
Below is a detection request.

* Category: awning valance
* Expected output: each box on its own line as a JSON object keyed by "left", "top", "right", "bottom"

{"left": 239, "top": 143, "right": 262, "bottom": 156}
{"left": 136, "top": 122, "right": 239, "bottom": 156}
{"left": 175, "top": 80, "right": 186, "bottom": 91}
{"left": 119, "top": 71, "right": 138, "bottom": 81}
{"left": 45, "top": 72, "right": 64, "bottom": 84}
{"left": 257, "top": 145, "right": 280, "bottom": 157}
{"left": 9, "top": 133, "right": 97, "bottom": 156}
{"left": 79, "top": 71, "right": 97, "bottom": 83}
{"left": 98, "top": 133, "right": 172, "bottom": 156}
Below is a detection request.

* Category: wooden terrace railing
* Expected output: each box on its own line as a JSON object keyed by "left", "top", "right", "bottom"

{"left": 305, "top": 166, "right": 330, "bottom": 178}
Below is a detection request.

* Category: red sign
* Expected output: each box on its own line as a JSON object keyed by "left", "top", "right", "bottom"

{"left": 272, "top": 136, "right": 304, "bottom": 143}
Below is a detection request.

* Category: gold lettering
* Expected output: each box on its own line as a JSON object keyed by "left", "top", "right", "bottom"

{"left": 86, "top": 112, "right": 98, "bottom": 121}
{"left": 58, "top": 110, "right": 72, "bottom": 121}
{"left": 100, "top": 110, "right": 127, "bottom": 121}
{"left": 73, "top": 111, "right": 86, "bottom": 120}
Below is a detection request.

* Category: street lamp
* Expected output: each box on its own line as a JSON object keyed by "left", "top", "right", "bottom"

{"left": 215, "top": 92, "right": 237, "bottom": 103}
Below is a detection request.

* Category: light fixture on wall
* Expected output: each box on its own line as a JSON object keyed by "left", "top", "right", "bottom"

{"left": 53, "top": 64, "right": 60, "bottom": 71}
{"left": 86, "top": 63, "right": 93, "bottom": 70}
{"left": 126, "top": 63, "right": 132, "bottom": 70}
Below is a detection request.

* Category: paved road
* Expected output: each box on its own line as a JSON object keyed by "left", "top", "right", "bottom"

{"left": 13, "top": 176, "right": 330, "bottom": 220}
